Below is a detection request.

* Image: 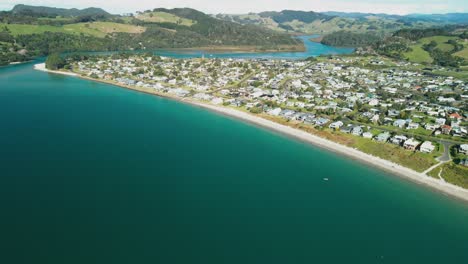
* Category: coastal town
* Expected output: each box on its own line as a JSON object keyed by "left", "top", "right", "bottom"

{"left": 60, "top": 53, "right": 468, "bottom": 188}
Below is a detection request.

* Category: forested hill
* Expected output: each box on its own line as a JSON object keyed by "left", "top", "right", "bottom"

{"left": 317, "top": 26, "right": 468, "bottom": 68}
{"left": 320, "top": 31, "right": 382, "bottom": 47}
{"left": 133, "top": 8, "right": 301, "bottom": 47}
{"left": 11, "top": 4, "right": 110, "bottom": 17}
{"left": 258, "top": 10, "right": 333, "bottom": 24}
{"left": 0, "top": 6, "right": 302, "bottom": 65}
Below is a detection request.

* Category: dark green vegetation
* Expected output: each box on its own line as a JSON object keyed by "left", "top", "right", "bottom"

{"left": 0, "top": 5, "right": 302, "bottom": 64}
{"left": 0, "top": 26, "right": 29, "bottom": 65}
{"left": 11, "top": 4, "right": 110, "bottom": 17}
{"left": 258, "top": 10, "right": 332, "bottom": 24}
{"left": 45, "top": 53, "right": 65, "bottom": 70}
{"left": 321, "top": 31, "right": 382, "bottom": 47}
{"left": 129, "top": 8, "right": 301, "bottom": 49}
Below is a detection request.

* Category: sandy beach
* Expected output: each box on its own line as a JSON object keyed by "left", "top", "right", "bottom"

{"left": 34, "top": 63, "right": 78, "bottom": 77}
{"left": 34, "top": 63, "right": 468, "bottom": 202}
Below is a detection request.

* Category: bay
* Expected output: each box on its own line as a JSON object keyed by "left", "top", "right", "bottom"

{"left": 0, "top": 43, "right": 467, "bottom": 264}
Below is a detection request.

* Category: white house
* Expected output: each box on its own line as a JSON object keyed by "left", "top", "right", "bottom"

{"left": 268, "top": 108, "right": 282, "bottom": 116}
{"left": 460, "top": 144, "right": 468, "bottom": 155}
{"left": 420, "top": 141, "right": 435, "bottom": 153}
{"left": 407, "top": 123, "right": 420, "bottom": 130}
{"left": 352, "top": 126, "right": 363, "bottom": 136}
{"left": 362, "top": 132, "right": 373, "bottom": 139}
{"left": 329, "top": 121, "right": 344, "bottom": 129}
{"left": 404, "top": 138, "right": 420, "bottom": 151}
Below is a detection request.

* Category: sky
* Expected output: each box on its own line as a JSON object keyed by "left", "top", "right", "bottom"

{"left": 1, "top": 0, "right": 467, "bottom": 15}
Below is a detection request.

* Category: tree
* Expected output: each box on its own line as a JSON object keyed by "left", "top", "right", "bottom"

{"left": 45, "top": 53, "right": 65, "bottom": 70}
{"left": 249, "top": 107, "right": 263, "bottom": 114}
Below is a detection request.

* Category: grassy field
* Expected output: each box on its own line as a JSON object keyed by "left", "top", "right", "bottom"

{"left": 63, "top": 22, "right": 145, "bottom": 37}
{"left": 0, "top": 23, "right": 67, "bottom": 35}
{"left": 454, "top": 41, "right": 468, "bottom": 60}
{"left": 37, "top": 16, "right": 74, "bottom": 23}
{"left": 136, "top": 12, "right": 195, "bottom": 26}
{"left": 404, "top": 36, "right": 459, "bottom": 63}
{"left": 1, "top": 22, "right": 145, "bottom": 38}
{"left": 348, "top": 136, "right": 439, "bottom": 172}
{"left": 404, "top": 45, "right": 433, "bottom": 63}
{"left": 419, "top": 36, "right": 457, "bottom": 51}
{"left": 435, "top": 163, "right": 468, "bottom": 188}
{"left": 432, "top": 69, "right": 468, "bottom": 81}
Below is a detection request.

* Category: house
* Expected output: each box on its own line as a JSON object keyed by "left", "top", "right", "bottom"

{"left": 315, "top": 118, "right": 330, "bottom": 127}
{"left": 435, "top": 118, "right": 446, "bottom": 126}
{"left": 304, "top": 116, "right": 317, "bottom": 125}
{"left": 449, "top": 113, "right": 463, "bottom": 120}
{"left": 391, "top": 135, "right": 408, "bottom": 145}
{"left": 341, "top": 126, "right": 353, "bottom": 134}
{"left": 393, "top": 119, "right": 407, "bottom": 128}
{"left": 329, "top": 121, "right": 344, "bottom": 130}
{"left": 376, "top": 132, "right": 391, "bottom": 142}
{"left": 371, "top": 114, "right": 380, "bottom": 123}
{"left": 279, "top": 110, "right": 296, "bottom": 119}
{"left": 388, "top": 109, "right": 400, "bottom": 117}
{"left": 404, "top": 138, "right": 420, "bottom": 151}
{"left": 425, "top": 123, "right": 439, "bottom": 131}
{"left": 211, "top": 98, "right": 223, "bottom": 105}
{"left": 420, "top": 141, "right": 435, "bottom": 153}
{"left": 352, "top": 126, "right": 363, "bottom": 136}
{"left": 441, "top": 125, "right": 452, "bottom": 135}
{"left": 268, "top": 108, "right": 282, "bottom": 116}
{"left": 407, "top": 123, "right": 420, "bottom": 130}
{"left": 362, "top": 132, "right": 373, "bottom": 139}
{"left": 460, "top": 144, "right": 468, "bottom": 155}
{"left": 368, "top": 99, "right": 379, "bottom": 106}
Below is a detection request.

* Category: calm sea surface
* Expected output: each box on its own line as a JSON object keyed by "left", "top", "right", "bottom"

{"left": 0, "top": 40, "right": 467, "bottom": 263}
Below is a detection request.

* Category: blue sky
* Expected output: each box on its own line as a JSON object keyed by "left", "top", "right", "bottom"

{"left": 1, "top": 0, "right": 467, "bottom": 15}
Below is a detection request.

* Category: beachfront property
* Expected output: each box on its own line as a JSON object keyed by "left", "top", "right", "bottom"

{"left": 403, "top": 138, "right": 420, "bottom": 151}
{"left": 376, "top": 132, "right": 391, "bottom": 142}
{"left": 362, "top": 132, "right": 374, "bottom": 139}
{"left": 420, "top": 141, "right": 436, "bottom": 153}
{"left": 351, "top": 126, "right": 363, "bottom": 136}
{"left": 329, "top": 121, "right": 344, "bottom": 130}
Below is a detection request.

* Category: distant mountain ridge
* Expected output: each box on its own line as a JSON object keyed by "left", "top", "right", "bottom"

{"left": 11, "top": 4, "right": 110, "bottom": 17}
{"left": 217, "top": 10, "right": 468, "bottom": 34}
{"left": 258, "top": 10, "right": 333, "bottom": 24}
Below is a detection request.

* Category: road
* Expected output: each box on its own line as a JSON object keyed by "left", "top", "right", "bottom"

{"left": 438, "top": 141, "right": 452, "bottom": 162}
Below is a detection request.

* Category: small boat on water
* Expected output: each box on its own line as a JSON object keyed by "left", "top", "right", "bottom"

{"left": 323, "top": 178, "right": 329, "bottom": 181}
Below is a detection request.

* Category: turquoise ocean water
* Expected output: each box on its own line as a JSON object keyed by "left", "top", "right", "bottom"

{"left": 0, "top": 39, "right": 467, "bottom": 263}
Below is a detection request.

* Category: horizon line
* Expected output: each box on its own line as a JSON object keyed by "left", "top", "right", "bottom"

{"left": 1, "top": 4, "right": 468, "bottom": 16}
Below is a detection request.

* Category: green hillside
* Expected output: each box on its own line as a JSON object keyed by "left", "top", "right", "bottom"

{"left": 454, "top": 42, "right": 468, "bottom": 60}
{"left": 0, "top": 22, "right": 146, "bottom": 38}
{"left": 403, "top": 36, "right": 458, "bottom": 63}
{"left": 404, "top": 45, "right": 433, "bottom": 63}
{"left": 11, "top": 4, "right": 109, "bottom": 17}
{"left": 135, "top": 11, "right": 195, "bottom": 26}
{"left": 217, "top": 11, "right": 443, "bottom": 34}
